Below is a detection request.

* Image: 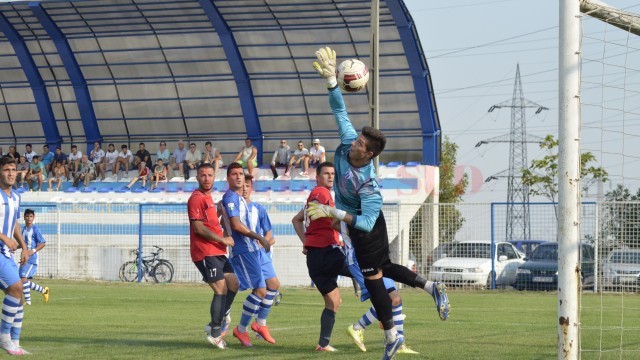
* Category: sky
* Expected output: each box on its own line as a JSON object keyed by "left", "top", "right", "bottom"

{"left": 403, "top": 0, "right": 640, "bottom": 203}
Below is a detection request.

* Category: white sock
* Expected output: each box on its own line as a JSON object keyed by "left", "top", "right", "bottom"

{"left": 383, "top": 327, "right": 398, "bottom": 343}
{"left": 424, "top": 281, "right": 435, "bottom": 295}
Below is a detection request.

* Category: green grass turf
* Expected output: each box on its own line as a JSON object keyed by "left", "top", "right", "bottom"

{"left": 15, "top": 280, "right": 640, "bottom": 359}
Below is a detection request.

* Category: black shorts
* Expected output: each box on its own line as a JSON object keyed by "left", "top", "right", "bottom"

{"left": 194, "top": 255, "right": 233, "bottom": 283}
{"left": 347, "top": 210, "right": 391, "bottom": 277}
{"left": 306, "top": 246, "right": 352, "bottom": 295}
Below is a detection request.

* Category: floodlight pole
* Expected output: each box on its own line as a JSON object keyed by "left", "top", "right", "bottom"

{"left": 558, "top": 0, "right": 581, "bottom": 359}
{"left": 369, "top": 0, "right": 380, "bottom": 176}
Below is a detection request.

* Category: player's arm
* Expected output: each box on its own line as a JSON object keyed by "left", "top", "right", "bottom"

{"left": 264, "top": 230, "right": 275, "bottom": 246}
{"left": 32, "top": 227, "right": 46, "bottom": 255}
{"left": 13, "top": 223, "right": 29, "bottom": 264}
{"left": 228, "top": 216, "right": 270, "bottom": 252}
{"left": 291, "top": 209, "right": 306, "bottom": 244}
{"left": 191, "top": 220, "right": 234, "bottom": 246}
{"left": 258, "top": 207, "right": 275, "bottom": 245}
{"left": 351, "top": 182, "right": 383, "bottom": 232}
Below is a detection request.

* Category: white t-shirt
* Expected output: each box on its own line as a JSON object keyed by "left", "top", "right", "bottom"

{"left": 119, "top": 150, "right": 133, "bottom": 163}
{"left": 294, "top": 148, "right": 309, "bottom": 159}
{"left": 310, "top": 146, "right": 325, "bottom": 161}
{"left": 90, "top": 149, "right": 105, "bottom": 164}
{"left": 105, "top": 150, "right": 118, "bottom": 165}
{"left": 68, "top": 151, "right": 82, "bottom": 162}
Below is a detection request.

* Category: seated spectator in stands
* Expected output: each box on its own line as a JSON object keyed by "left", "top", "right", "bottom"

{"left": 24, "top": 143, "right": 37, "bottom": 163}
{"left": 126, "top": 160, "right": 150, "bottom": 189}
{"left": 170, "top": 140, "right": 187, "bottom": 179}
{"left": 136, "top": 142, "right": 152, "bottom": 170}
{"left": 53, "top": 146, "right": 67, "bottom": 168}
{"left": 150, "top": 158, "right": 168, "bottom": 191}
{"left": 16, "top": 156, "right": 29, "bottom": 189}
{"left": 67, "top": 145, "right": 83, "bottom": 176}
{"left": 99, "top": 143, "right": 117, "bottom": 180}
{"left": 41, "top": 144, "right": 55, "bottom": 176}
{"left": 233, "top": 137, "right": 257, "bottom": 175}
{"left": 285, "top": 141, "right": 309, "bottom": 177}
{"left": 90, "top": 141, "right": 105, "bottom": 181}
{"left": 155, "top": 141, "right": 170, "bottom": 173}
{"left": 7, "top": 146, "right": 20, "bottom": 161}
{"left": 203, "top": 141, "right": 223, "bottom": 174}
{"left": 183, "top": 143, "right": 202, "bottom": 180}
{"left": 27, "top": 155, "right": 45, "bottom": 191}
{"left": 270, "top": 139, "right": 291, "bottom": 180}
{"left": 309, "top": 138, "right": 326, "bottom": 168}
{"left": 48, "top": 160, "right": 67, "bottom": 192}
{"left": 117, "top": 145, "right": 133, "bottom": 177}
{"left": 73, "top": 155, "right": 96, "bottom": 188}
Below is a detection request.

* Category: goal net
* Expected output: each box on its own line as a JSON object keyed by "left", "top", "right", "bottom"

{"left": 578, "top": 0, "right": 640, "bottom": 358}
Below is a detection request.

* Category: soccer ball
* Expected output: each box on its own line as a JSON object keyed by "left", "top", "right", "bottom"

{"left": 336, "top": 59, "right": 369, "bottom": 92}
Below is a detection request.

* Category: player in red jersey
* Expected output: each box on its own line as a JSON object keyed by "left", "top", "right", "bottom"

{"left": 292, "top": 161, "right": 351, "bottom": 352}
{"left": 188, "top": 162, "right": 234, "bottom": 349}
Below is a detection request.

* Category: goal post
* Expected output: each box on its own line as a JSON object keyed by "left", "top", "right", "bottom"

{"left": 580, "top": 0, "right": 640, "bottom": 36}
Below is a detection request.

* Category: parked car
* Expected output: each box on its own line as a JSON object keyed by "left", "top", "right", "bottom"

{"left": 508, "top": 240, "right": 548, "bottom": 258}
{"left": 428, "top": 240, "right": 524, "bottom": 288}
{"left": 602, "top": 248, "right": 640, "bottom": 291}
{"left": 514, "top": 242, "right": 595, "bottom": 291}
{"left": 426, "top": 242, "right": 458, "bottom": 269}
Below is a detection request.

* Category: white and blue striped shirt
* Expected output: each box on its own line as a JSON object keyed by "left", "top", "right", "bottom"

{"left": 221, "top": 189, "right": 260, "bottom": 257}
{"left": 0, "top": 189, "right": 20, "bottom": 259}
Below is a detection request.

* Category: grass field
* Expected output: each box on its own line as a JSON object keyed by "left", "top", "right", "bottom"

{"left": 15, "top": 280, "right": 640, "bottom": 359}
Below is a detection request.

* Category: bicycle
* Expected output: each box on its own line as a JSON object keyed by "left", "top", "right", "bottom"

{"left": 119, "top": 245, "right": 174, "bottom": 283}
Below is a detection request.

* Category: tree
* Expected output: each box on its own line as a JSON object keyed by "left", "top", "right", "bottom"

{"left": 438, "top": 137, "right": 469, "bottom": 243}
{"left": 601, "top": 184, "right": 640, "bottom": 249}
{"left": 521, "top": 135, "right": 607, "bottom": 203}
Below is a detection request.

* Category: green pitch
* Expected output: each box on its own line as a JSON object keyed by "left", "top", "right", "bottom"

{"left": 18, "top": 280, "right": 640, "bottom": 359}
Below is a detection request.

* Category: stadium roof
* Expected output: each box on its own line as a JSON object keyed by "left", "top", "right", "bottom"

{"left": 0, "top": 0, "right": 441, "bottom": 165}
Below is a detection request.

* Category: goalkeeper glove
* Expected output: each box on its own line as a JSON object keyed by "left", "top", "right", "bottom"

{"left": 307, "top": 202, "right": 346, "bottom": 221}
{"left": 313, "top": 47, "right": 337, "bottom": 88}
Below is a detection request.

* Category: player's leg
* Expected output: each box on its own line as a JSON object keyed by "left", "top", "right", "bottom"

{"left": 221, "top": 271, "right": 238, "bottom": 336}
{"left": 0, "top": 258, "right": 26, "bottom": 355}
{"left": 194, "top": 256, "right": 228, "bottom": 349}
{"left": 252, "top": 250, "right": 278, "bottom": 343}
{"left": 230, "top": 252, "right": 264, "bottom": 347}
{"left": 19, "top": 264, "right": 32, "bottom": 306}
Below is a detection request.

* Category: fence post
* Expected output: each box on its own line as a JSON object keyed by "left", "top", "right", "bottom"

{"left": 490, "top": 202, "right": 495, "bottom": 290}
{"left": 138, "top": 204, "right": 143, "bottom": 283}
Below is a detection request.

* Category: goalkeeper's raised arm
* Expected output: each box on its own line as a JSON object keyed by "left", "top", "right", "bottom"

{"left": 313, "top": 47, "right": 358, "bottom": 146}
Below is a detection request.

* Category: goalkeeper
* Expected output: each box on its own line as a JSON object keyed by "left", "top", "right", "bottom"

{"left": 309, "top": 47, "right": 451, "bottom": 360}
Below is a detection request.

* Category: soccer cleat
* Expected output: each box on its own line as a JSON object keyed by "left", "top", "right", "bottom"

{"left": 0, "top": 340, "right": 25, "bottom": 356}
{"left": 316, "top": 344, "right": 338, "bottom": 352}
{"left": 25, "top": 301, "right": 31, "bottom": 306}
{"left": 251, "top": 321, "right": 276, "bottom": 344}
{"left": 204, "top": 323, "right": 211, "bottom": 335}
{"left": 432, "top": 282, "right": 450, "bottom": 321}
{"left": 382, "top": 334, "right": 404, "bottom": 360}
{"left": 43, "top": 287, "right": 50, "bottom": 303}
{"left": 232, "top": 326, "right": 253, "bottom": 347}
{"left": 206, "top": 334, "right": 227, "bottom": 349}
{"left": 397, "top": 344, "right": 419, "bottom": 355}
{"left": 346, "top": 324, "right": 366, "bottom": 352}
{"left": 274, "top": 292, "right": 283, "bottom": 306}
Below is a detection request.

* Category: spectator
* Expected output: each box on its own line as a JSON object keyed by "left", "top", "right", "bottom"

{"left": 150, "top": 158, "right": 168, "bottom": 191}
{"left": 24, "top": 143, "right": 37, "bottom": 162}
{"left": 67, "top": 145, "right": 83, "bottom": 176}
{"left": 7, "top": 145, "right": 20, "bottom": 161}
{"left": 26, "top": 155, "right": 45, "bottom": 191}
{"left": 126, "top": 160, "right": 150, "bottom": 189}
{"left": 15, "top": 156, "right": 29, "bottom": 188}
{"left": 41, "top": 144, "right": 55, "bottom": 175}
{"left": 100, "top": 143, "right": 118, "bottom": 180}
{"left": 72, "top": 155, "right": 96, "bottom": 188}
{"left": 117, "top": 145, "right": 134, "bottom": 177}
{"left": 285, "top": 140, "right": 309, "bottom": 177}
{"left": 183, "top": 143, "right": 202, "bottom": 179}
{"left": 48, "top": 160, "right": 67, "bottom": 192}
{"left": 135, "top": 142, "right": 152, "bottom": 169}
{"left": 170, "top": 140, "right": 187, "bottom": 179}
{"left": 203, "top": 141, "right": 223, "bottom": 174}
{"left": 155, "top": 141, "right": 170, "bottom": 173}
{"left": 309, "top": 138, "right": 326, "bottom": 168}
{"left": 90, "top": 141, "right": 105, "bottom": 181}
{"left": 53, "top": 146, "right": 67, "bottom": 167}
{"left": 232, "top": 137, "right": 257, "bottom": 174}
{"left": 270, "top": 139, "right": 291, "bottom": 180}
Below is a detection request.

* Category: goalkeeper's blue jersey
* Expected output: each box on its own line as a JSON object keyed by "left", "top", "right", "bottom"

{"left": 328, "top": 86, "right": 383, "bottom": 233}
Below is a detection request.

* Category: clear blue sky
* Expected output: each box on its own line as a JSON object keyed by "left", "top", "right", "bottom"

{"left": 403, "top": 0, "right": 640, "bottom": 203}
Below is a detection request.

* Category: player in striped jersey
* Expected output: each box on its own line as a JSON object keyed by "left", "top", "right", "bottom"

{"left": 0, "top": 156, "right": 30, "bottom": 355}
{"left": 241, "top": 174, "right": 280, "bottom": 343}
{"left": 219, "top": 163, "right": 272, "bottom": 347}
{"left": 20, "top": 209, "right": 49, "bottom": 306}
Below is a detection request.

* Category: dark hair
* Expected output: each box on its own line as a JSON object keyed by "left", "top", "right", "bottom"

{"left": 316, "top": 161, "right": 334, "bottom": 175}
{"left": 190, "top": 143, "right": 196, "bottom": 147}
{"left": 71, "top": 145, "right": 78, "bottom": 149}
{"left": 43, "top": 144, "right": 49, "bottom": 149}
{"left": 26, "top": 143, "right": 32, "bottom": 148}
{"left": 361, "top": 126, "right": 386, "bottom": 158}
{"left": 108, "top": 143, "right": 115, "bottom": 148}
{"left": 0, "top": 156, "right": 16, "bottom": 168}
{"left": 24, "top": 209, "right": 35, "bottom": 217}
{"left": 205, "top": 141, "right": 212, "bottom": 146}
{"left": 56, "top": 146, "right": 61, "bottom": 150}
{"left": 226, "top": 162, "right": 243, "bottom": 176}
{"left": 32, "top": 155, "right": 39, "bottom": 160}
{"left": 139, "top": 142, "right": 145, "bottom": 146}
{"left": 244, "top": 174, "right": 254, "bottom": 182}
{"left": 121, "top": 145, "right": 127, "bottom": 149}
{"left": 197, "top": 162, "right": 215, "bottom": 173}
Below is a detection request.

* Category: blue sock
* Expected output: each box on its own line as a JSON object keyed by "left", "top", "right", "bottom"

{"left": 10, "top": 306, "right": 23, "bottom": 341}
{"left": 30, "top": 282, "right": 44, "bottom": 293}
{"left": 392, "top": 302, "right": 404, "bottom": 336}
{"left": 22, "top": 282, "right": 31, "bottom": 304}
{"left": 257, "top": 288, "right": 277, "bottom": 326}
{"left": 1, "top": 295, "right": 20, "bottom": 335}
{"left": 357, "top": 306, "right": 377, "bottom": 330}
{"left": 238, "top": 294, "right": 262, "bottom": 333}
